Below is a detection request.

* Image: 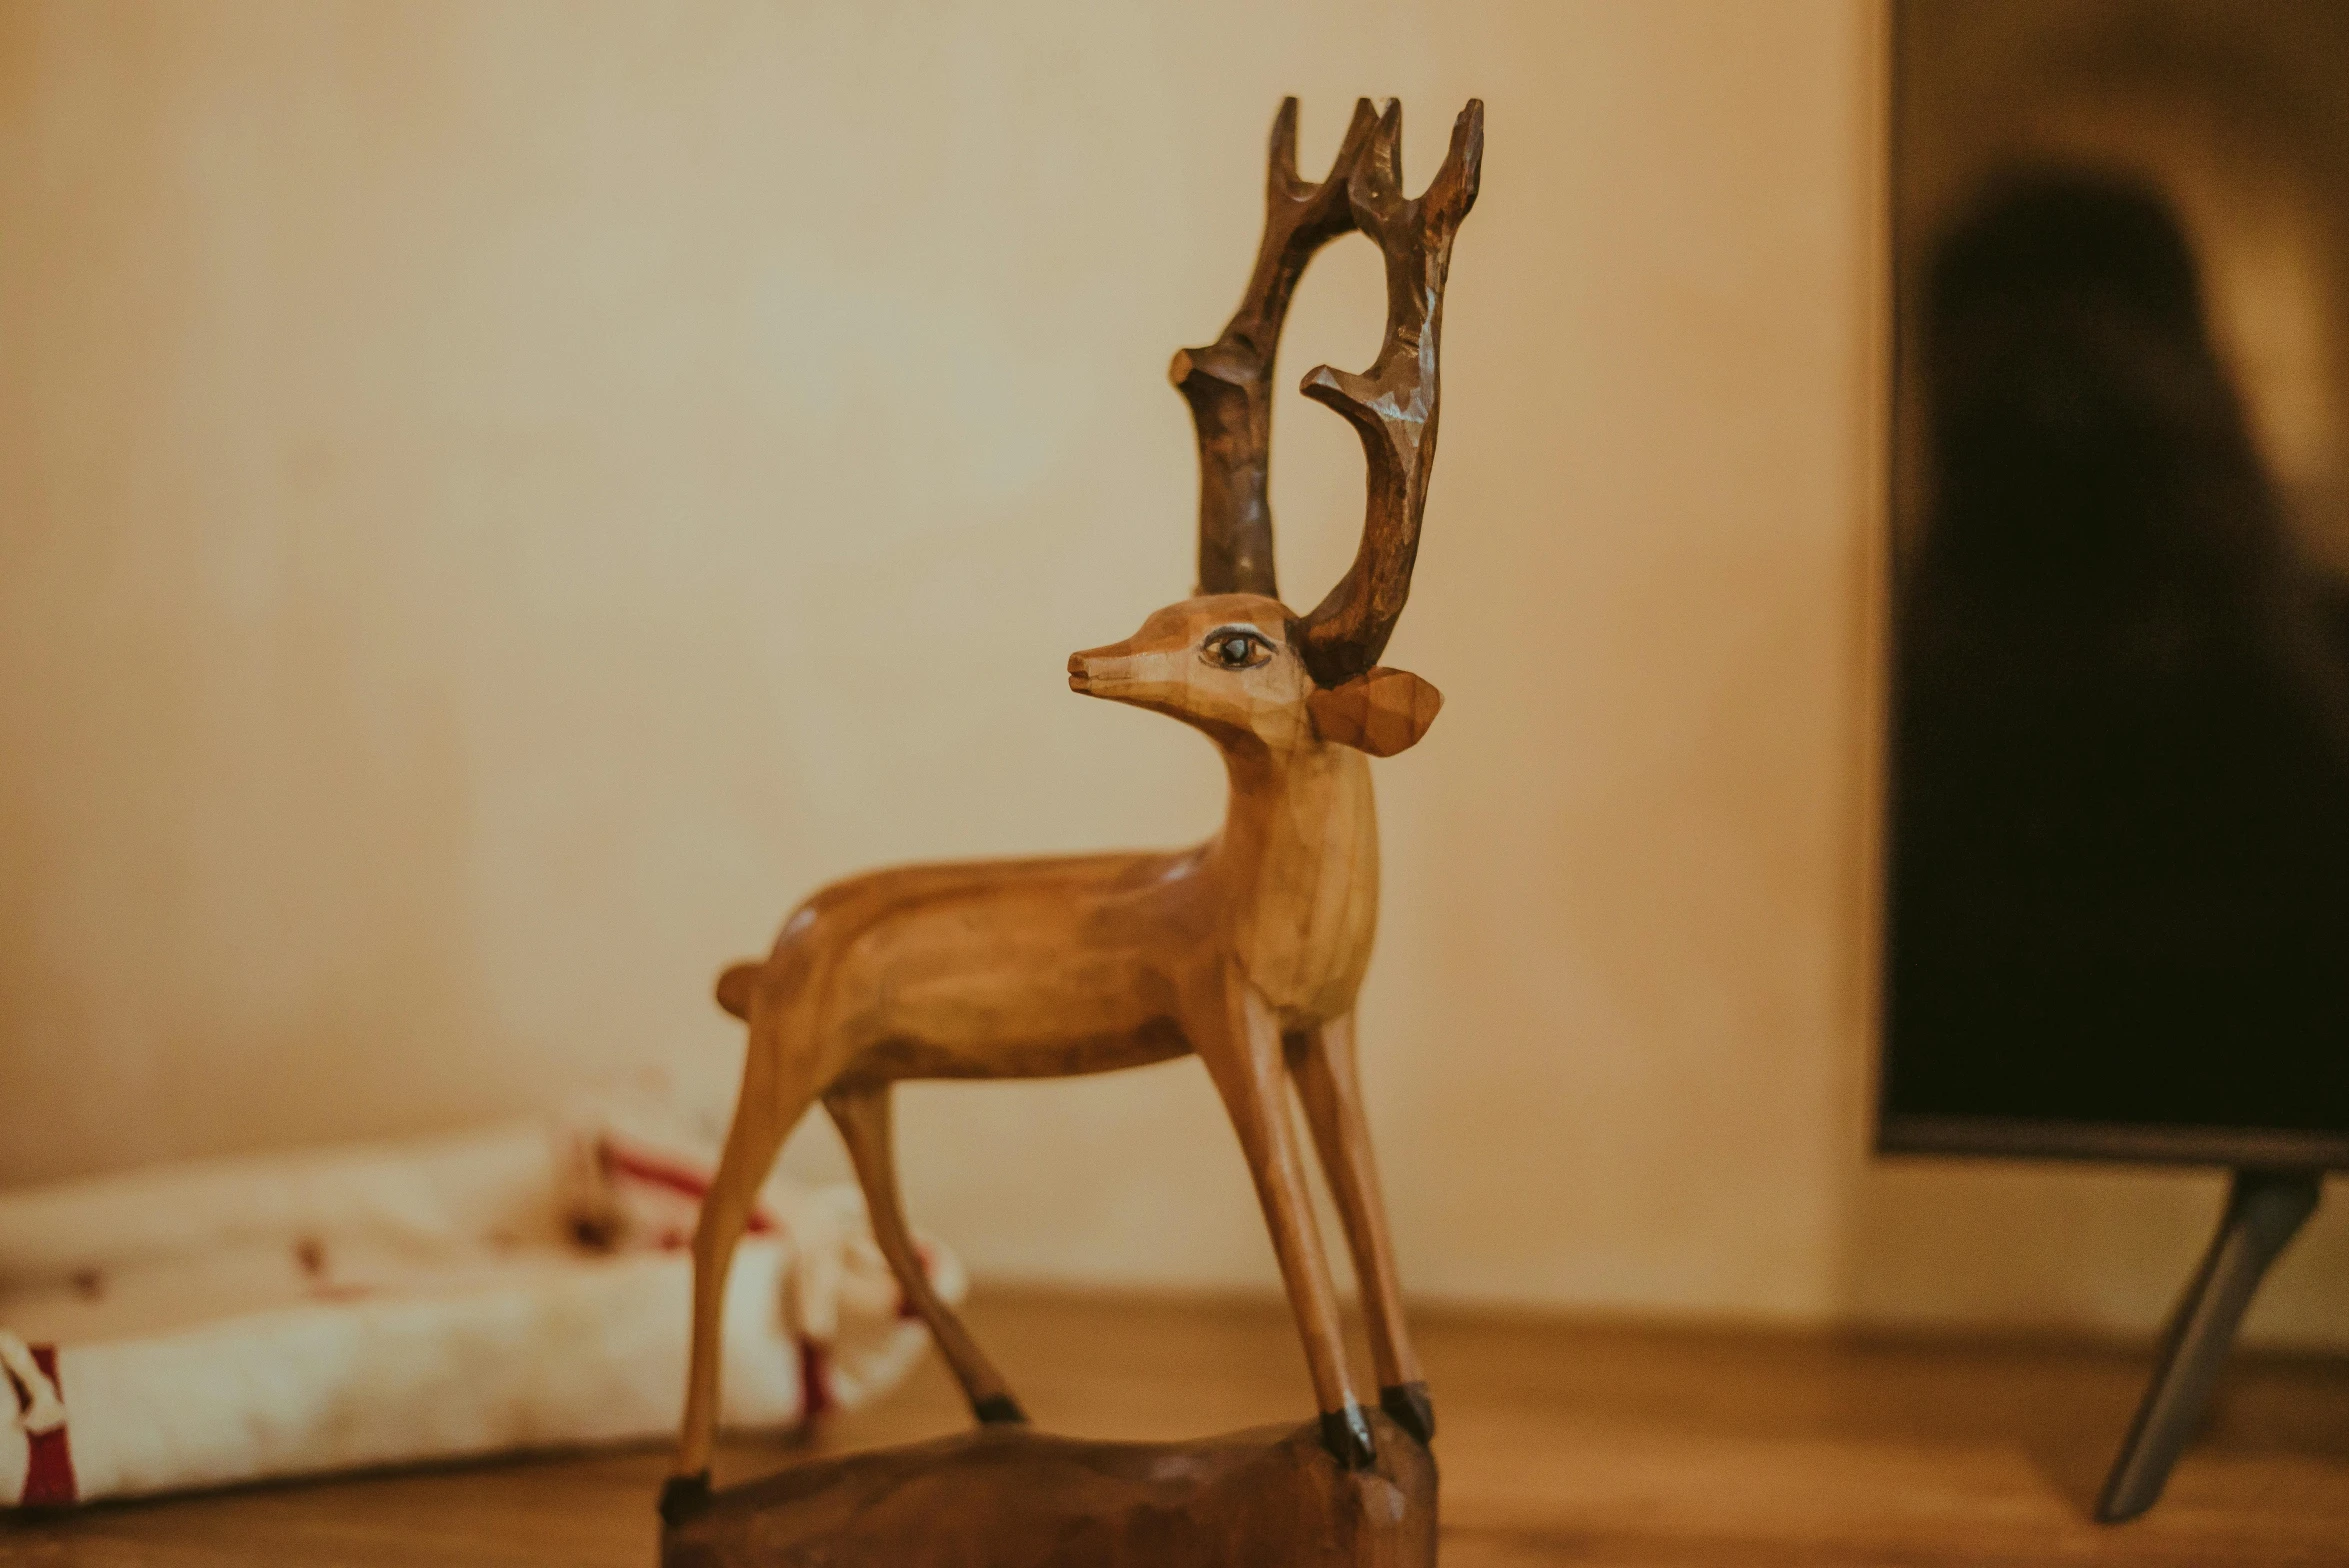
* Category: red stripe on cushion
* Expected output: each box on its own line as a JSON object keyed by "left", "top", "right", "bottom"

{"left": 798, "top": 1338, "right": 832, "bottom": 1421}
{"left": 596, "top": 1138, "right": 777, "bottom": 1234}
{"left": 22, "top": 1346, "right": 75, "bottom": 1507}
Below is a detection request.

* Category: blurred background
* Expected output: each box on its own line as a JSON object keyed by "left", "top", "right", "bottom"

{"left": 1, "top": 0, "right": 2340, "bottom": 1351}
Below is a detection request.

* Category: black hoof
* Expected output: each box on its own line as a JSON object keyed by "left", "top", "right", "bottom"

{"left": 972, "top": 1393, "right": 1028, "bottom": 1426}
{"left": 1319, "top": 1402, "right": 1377, "bottom": 1470}
{"left": 657, "top": 1471, "right": 712, "bottom": 1526}
{"left": 1381, "top": 1380, "right": 1436, "bottom": 1445}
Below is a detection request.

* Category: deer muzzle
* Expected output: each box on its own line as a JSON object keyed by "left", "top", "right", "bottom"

{"left": 1067, "top": 640, "right": 1137, "bottom": 694}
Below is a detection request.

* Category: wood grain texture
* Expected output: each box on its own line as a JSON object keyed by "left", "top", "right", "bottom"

{"left": 10, "top": 1291, "right": 2346, "bottom": 1566}
{"left": 672, "top": 98, "right": 1483, "bottom": 1490}
{"left": 660, "top": 1413, "right": 1433, "bottom": 1568}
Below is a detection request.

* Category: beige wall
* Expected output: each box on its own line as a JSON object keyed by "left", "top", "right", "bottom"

{"left": 2, "top": 0, "right": 2341, "bottom": 1346}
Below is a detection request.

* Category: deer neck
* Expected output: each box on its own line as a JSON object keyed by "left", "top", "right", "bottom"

{"left": 1205, "top": 738, "right": 1380, "bottom": 1027}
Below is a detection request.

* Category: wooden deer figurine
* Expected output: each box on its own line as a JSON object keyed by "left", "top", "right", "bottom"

{"left": 665, "top": 95, "right": 1481, "bottom": 1523}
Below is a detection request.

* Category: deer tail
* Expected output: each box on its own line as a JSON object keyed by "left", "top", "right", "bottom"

{"left": 714, "top": 962, "right": 764, "bottom": 1022}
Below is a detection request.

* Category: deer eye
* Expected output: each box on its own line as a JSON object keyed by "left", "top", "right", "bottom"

{"left": 1203, "top": 630, "right": 1270, "bottom": 670}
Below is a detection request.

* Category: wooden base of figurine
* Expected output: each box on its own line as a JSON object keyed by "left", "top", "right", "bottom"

{"left": 659, "top": 1412, "right": 1435, "bottom": 1568}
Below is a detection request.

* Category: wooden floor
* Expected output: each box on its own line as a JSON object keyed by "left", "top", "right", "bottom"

{"left": 6, "top": 1290, "right": 2347, "bottom": 1566}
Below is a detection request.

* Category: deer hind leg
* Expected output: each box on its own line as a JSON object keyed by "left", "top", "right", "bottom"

{"left": 1287, "top": 1012, "right": 1431, "bottom": 1447}
{"left": 1193, "top": 973, "right": 1374, "bottom": 1469}
{"left": 664, "top": 1003, "right": 821, "bottom": 1522}
{"left": 824, "top": 1082, "right": 1026, "bottom": 1426}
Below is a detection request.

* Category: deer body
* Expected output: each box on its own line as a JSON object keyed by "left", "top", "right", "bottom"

{"left": 729, "top": 720, "right": 1378, "bottom": 1082}
{"left": 666, "top": 97, "right": 1480, "bottom": 1522}
{"left": 739, "top": 851, "right": 1208, "bottom": 1085}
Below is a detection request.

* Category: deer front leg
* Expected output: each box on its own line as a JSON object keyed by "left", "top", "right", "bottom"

{"left": 824, "top": 1084, "right": 1027, "bottom": 1426}
{"left": 1191, "top": 971, "right": 1374, "bottom": 1469}
{"left": 1287, "top": 1013, "right": 1432, "bottom": 1446}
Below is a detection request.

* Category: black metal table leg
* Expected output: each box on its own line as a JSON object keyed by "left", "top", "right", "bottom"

{"left": 2096, "top": 1167, "right": 2322, "bottom": 1523}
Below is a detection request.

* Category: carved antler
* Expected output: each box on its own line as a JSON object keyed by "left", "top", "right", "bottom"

{"left": 1293, "top": 99, "right": 1483, "bottom": 690}
{"left": 1172, "top": 97, "right": 1382, "bottom": 598}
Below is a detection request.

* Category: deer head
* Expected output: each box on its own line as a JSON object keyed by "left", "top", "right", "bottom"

{"left": 1067, "top": 595, "right": 1441, "bottom": 759}
{"left": 1069, "top": 97, "right": 1482, "bottom": 761}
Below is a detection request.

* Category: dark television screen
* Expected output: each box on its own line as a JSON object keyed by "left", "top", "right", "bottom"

{"left": 1882, "top": 0, "right": 2349, "bottom": 1166}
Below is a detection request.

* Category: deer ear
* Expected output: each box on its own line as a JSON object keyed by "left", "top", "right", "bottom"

{"left": 1306, "top": 667, "right": 1443, "bottom": 756}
